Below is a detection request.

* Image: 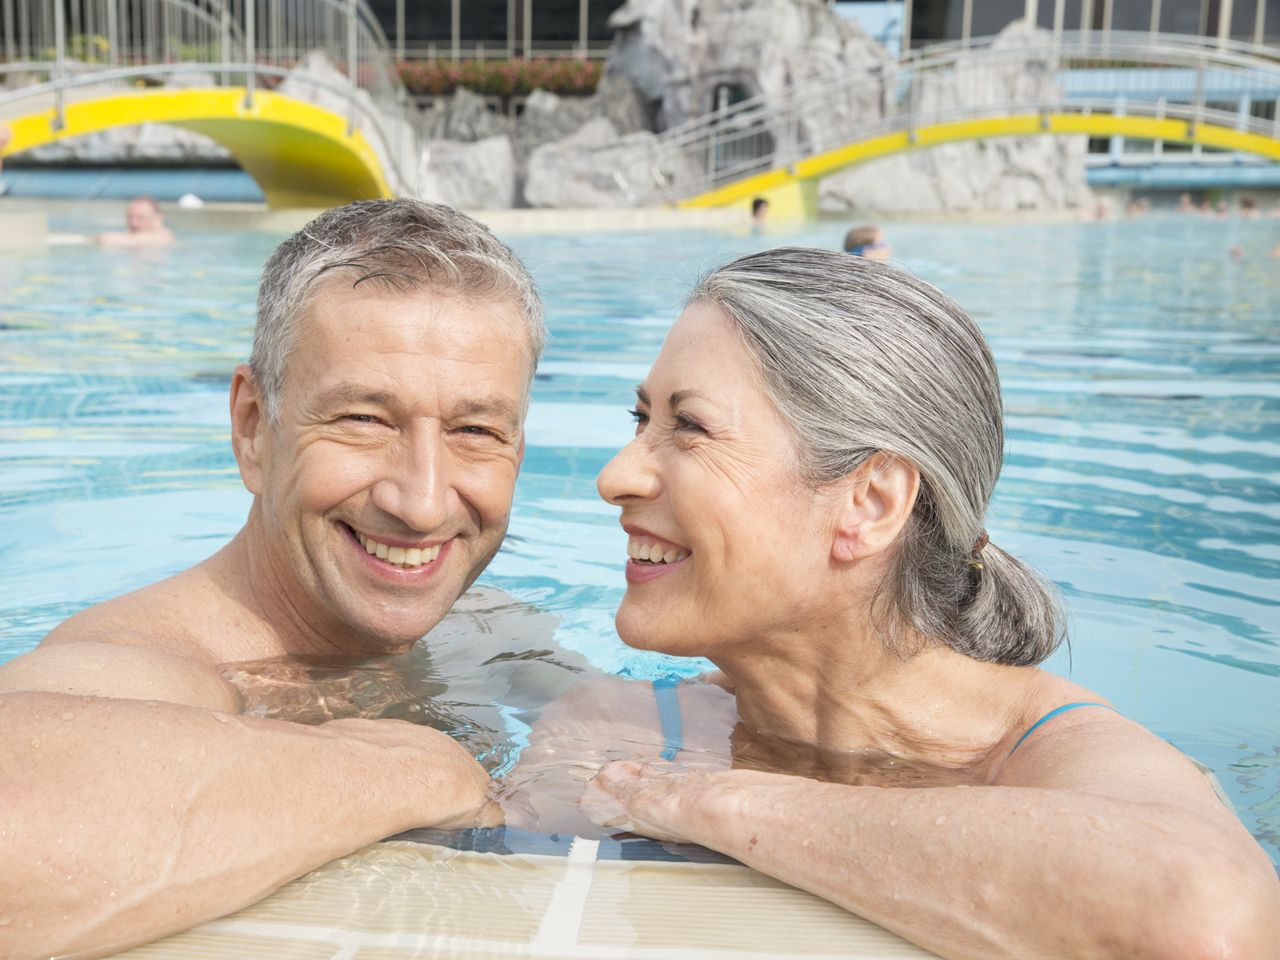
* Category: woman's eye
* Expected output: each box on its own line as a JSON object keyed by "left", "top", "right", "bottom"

{"left": 674, "top": 414, "right": 705, "bottom": 434}
{"left": 627, "top": 407, "right": 649, "bottom": 427}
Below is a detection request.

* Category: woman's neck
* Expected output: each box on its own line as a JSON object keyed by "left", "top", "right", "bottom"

{"left": 709, "top": 623, "right": 1040, "bottom": 780}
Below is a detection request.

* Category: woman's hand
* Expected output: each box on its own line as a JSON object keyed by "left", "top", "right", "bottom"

{"left": 583, "top": 760, "right": 782, "bottom": 844}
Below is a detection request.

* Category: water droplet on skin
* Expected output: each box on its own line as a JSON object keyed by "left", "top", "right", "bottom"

{"left": 60, "top": 712, "right": 73, "bottom": 721}
{"left": 935, "top": 816, "right": 947, "bottom": 825}
{"left": 889, "top": 819, "right": 897, "bottom": 827}
{"left": 213, "top": 713, "right": 229, "bottom": 724}
{"left": 29, "top": 736, "right": 40, "bottom": 749}
{"left": 0, "top": 916, "right": 13, "bottom": 926}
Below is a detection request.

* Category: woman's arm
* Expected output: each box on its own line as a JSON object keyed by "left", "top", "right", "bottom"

{"left": 584, "top": 721, "right": 1280, "bottom": 960}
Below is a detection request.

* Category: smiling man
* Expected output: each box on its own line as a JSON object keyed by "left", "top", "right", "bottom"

{"left": 0, "top": 200, "right": 546, "bottom": 959}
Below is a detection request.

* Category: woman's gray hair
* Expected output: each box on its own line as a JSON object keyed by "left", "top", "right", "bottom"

{"left": 251, "top": 199, "right": 545, "bottom": 422}
{"left": 689, "top": 247, "right": 1064, "bottom": 666}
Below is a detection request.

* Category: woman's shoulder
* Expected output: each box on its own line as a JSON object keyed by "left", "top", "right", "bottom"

{"left": 998, "top": 672, "right": 1227, "bottom": 813}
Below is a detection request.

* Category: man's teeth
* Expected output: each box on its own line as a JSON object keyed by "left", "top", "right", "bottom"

{"left": 356, "top": 532, "right": 442, "bottom": 568}
{"left": 626, "top": 539, "right": 690, "bottom": 564}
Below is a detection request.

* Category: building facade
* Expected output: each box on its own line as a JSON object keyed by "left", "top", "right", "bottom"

{"left": 366, "top": 0, "right": 627, "bottom": 60}
{"left": 837, "top": 0, "right": 1278, "bottom": 51}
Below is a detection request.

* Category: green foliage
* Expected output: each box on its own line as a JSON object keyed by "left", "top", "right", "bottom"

{"left": 398, "top": 58, "right": 602, "bottom": 98}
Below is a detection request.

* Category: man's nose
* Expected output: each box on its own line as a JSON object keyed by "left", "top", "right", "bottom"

{"left": 597, "top": 437, "right": 661, "bottom": 505}
{"left": 370, "top": 429, "right": 453, "bottom": 533}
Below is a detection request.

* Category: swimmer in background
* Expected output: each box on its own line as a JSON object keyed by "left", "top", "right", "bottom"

{"left": 96, "top": 196, "right": 176, "bottom": 247}
{"left": 1177, "top": 192, "right": 1196, "bottom": 213}
{"left": 842, "top": 224, "right": 891, "bottom": 260}
{"left": 750, "top": 197, "right": 769, "bottom": 234}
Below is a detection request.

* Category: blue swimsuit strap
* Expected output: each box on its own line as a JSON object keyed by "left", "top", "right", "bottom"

{"left": 1008, "top": 701, "right": 1115, "bottom": 757}
{"left": 651, "top": 677, "right": 685, "bottom": 761}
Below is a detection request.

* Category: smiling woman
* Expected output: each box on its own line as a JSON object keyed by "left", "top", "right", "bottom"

{"left": 515, "top": 248, "right": 1280, "bottom": 960}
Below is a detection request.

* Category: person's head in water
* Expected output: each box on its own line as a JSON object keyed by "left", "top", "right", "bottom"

{"left": 843, "top": 225, "right": 890, "bottom": 260}
{"left": 231, "top": 199, "right": 545, "bottom": 652}
{"left": 598, "top": 247, "right": 1063, "bottom": 665}
{"left": 751, "top": 197, "right": 769, "bottom": 225}
{"left": 126, "top": 197, "right": 167, "bottom": 234}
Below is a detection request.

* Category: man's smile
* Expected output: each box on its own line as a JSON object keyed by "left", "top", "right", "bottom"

{"left": 339, "top": 522, "right": 451, "bottom": 572}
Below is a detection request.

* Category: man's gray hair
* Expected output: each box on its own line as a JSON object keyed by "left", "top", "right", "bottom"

{"left": 251, "top": 199, "right": 545, "bottom": 422}
{"left": 689, "top": 247, "right": 1065, "bottom": 666}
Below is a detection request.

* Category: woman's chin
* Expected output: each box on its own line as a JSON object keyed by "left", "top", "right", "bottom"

{"left": 616, "top": 604, "right": 701, "bottom": 660}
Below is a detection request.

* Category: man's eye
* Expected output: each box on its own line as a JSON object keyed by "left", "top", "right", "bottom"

{"left": 342, "top": 414, "right": 381, "bottom": 425}
{"left": 457, "top": 425, "right": 499, "bottom": 438}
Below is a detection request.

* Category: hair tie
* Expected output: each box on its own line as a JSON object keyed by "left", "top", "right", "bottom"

{"left": 969, "top": 530, "right": 989, "bottom": 570}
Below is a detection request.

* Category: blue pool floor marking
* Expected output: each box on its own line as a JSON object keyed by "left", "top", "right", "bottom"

{"left": 1008, "top": 701, "right": 1115, "bottom": 757}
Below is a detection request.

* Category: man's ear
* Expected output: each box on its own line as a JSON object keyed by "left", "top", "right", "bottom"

{"left": 230, "top": 364, "right": 269, "bottom": 495}
{"left": 831, "top": 452, "right": 920, "bottom": 564}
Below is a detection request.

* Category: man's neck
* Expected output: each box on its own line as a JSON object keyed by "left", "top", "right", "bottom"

{"left": 199, "top": 523, "right": 376, "bottom": 663}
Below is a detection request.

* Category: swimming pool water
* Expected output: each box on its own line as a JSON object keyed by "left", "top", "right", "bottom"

{"left": 0, "top": 208, "right": 1277, "bottom": 871}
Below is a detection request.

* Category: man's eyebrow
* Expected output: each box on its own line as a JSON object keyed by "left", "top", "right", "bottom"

{"left": 314, "top": 383, "right": 394, "bottom": 407}
{"left": 452, "top": 396, "right": 523, "bottom": 429}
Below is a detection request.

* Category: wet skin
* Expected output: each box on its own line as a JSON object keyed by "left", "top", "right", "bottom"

{"left": 231, "top": 281, "right": 533, "bottom": 655}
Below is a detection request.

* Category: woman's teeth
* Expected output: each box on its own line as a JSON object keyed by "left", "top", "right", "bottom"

{"left": 626, "top": 540, "right": 690, "bottom": 564}
{"left": 356, "top": 532, "right": 442, "bottom": 568}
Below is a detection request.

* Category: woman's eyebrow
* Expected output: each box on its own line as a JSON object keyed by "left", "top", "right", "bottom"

{"left": 634, "top": 384, "right": 650, "bottom": 405}
{"left": 668, "top": 389, "right": 711, "bottom": 408}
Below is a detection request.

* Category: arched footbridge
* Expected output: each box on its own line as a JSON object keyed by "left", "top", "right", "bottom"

{"left": 0, "top": 0, "right": 421, "bottom": 207}
{"left": 620, "top": 32, "right": 1280, "bottom": 218}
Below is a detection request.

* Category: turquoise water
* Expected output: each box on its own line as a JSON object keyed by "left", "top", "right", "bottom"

{"left": 0, "top": 208, "right": 1277, "bottom": 870}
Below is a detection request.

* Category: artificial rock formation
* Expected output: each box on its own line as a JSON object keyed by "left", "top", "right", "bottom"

{"left": 819, "top": 20, "right": 1092, "bottom": 213}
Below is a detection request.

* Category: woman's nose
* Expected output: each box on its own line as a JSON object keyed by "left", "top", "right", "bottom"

{"left": 597, "top": 439, "right": 660, "bottom": 505}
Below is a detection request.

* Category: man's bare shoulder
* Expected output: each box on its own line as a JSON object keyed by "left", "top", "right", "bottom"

{"left": 42, "top": 564, "right": 227, "bottom": 661}
{"left": 5, "top": 562, "right": 248, "bottom": 712}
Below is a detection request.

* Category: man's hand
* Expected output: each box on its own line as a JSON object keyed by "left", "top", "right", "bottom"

{"left": 322, "top": 718, "right": 493, "bottom": 830}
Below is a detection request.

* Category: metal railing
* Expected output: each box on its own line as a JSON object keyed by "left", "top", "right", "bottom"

{"left": 0, "top": 0, "right": 422, "bottom": 196}
{"left": 618, "top": 30, "right": 1280, "bottom": 205}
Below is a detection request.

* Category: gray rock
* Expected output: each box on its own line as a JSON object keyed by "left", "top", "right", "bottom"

{"left": 820, "top": 21, "right": 1092, "bottom": 214}
{"left": 525, "top": 117, "right": 671, "bottom": 208}
{"left": 20, "top": 122, "right": 231, "bottom": 164}
{"left": 420, "top": 134, "right": 516, "bottom": 209}
{"left": 607, "top": 0, "right": 888, "bottom": 132}
{"left": 426, "top": 87, "right": 510, "bottom": 142}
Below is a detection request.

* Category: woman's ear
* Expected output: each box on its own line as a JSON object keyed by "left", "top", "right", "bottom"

{"left": 831, "top": 452, "right": 920, "bottom": 563}
{"left": 229, "top": 364, "right": 268, "bottom": 495}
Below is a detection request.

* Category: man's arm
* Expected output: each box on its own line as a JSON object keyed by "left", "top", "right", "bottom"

{"left": 0, "top": 645, "right": 490, "bottom": 960}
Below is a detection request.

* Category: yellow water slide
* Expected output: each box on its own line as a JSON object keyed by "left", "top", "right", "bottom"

{"left": 2, "top": 87, "right": 393, "bottom": 208}
{"left": 682, "top": 113, "right": 1280, "bottom": 220}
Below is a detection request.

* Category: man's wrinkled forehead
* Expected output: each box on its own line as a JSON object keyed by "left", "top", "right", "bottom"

{"left": 287, "top": 275, "right": 537, "bottom": 401}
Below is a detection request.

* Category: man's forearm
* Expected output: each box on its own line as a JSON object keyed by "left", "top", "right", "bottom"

{"left": 0, "top": 692, "right": 481, "bottom": 960}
